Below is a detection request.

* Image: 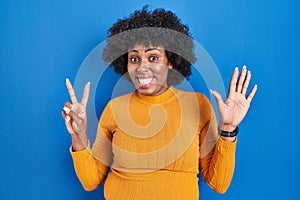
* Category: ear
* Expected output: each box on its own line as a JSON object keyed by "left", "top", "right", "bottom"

{"left": 168, "top": 62, "right": 173, "bottom": 69}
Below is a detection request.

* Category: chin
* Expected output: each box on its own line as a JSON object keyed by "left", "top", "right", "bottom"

{"left": 136, "top": 87, "right": 155, "bottom": 95}
{"left": 136, "top": 84, "right": 167, "bottom": 96}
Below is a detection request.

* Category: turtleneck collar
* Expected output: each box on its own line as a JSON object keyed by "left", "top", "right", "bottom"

{"left": 134, "top": 86, "right": 177, "bottom": 104}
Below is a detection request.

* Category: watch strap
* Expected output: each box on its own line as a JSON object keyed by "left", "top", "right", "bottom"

{"left": 219, "top": 126, "right": 239, "bottom": 137}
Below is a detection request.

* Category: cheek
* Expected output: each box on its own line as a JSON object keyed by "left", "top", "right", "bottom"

{"left": 152, "top": 65, "right": 169, "bottom": 77}
{"left": 127, "top": 64, "right": 132, "bottom": 71}
{"left": 127, "top": 65, "right": 137, "bottom": 81}
{"left": 127, "top": 64, "right": 136, "bottom": 74}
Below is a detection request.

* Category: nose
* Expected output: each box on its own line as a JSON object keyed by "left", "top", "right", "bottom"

{"left": 140, "top": 57, "right": 150, "bottom": 66}
{"left": 136, "top": 58, "right": 150, "bottom": 72}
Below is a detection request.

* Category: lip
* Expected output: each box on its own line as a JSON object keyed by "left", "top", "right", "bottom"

{"left": 136, "top": 76, "right": 154, "bottom": 88}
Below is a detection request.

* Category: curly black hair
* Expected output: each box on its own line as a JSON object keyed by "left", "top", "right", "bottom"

{"left": 102, "top": 6, "right": 196, "bottom": 85}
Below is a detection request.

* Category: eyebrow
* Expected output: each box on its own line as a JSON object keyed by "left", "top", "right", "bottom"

{"left": 128, "top": 47, "right": 162, "bottom": 53}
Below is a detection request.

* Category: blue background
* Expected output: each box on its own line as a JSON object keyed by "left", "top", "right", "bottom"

{"left": 1, "top": 0, "right": 299, "bottom": 199}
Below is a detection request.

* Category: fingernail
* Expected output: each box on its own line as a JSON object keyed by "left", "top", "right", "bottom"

{"left": 209, "top": 89, "right": 213, "bottom": 93}
{"left": 87, "top": 81, "right": 90, "bottom": 85}
{"left": 235, "top": 67, "right": 238, "bottom": 71}
{"left": 63, "top": 106, "right": 71, "bottom": 114}
{"left": 243, "top": 65, "right": 247, "bottom": 68}
{"left": 65, "top": 115, "right": 70, "bottom": 122}
{"left": 248, "top": 70, "right": 251, "bottom": 74}
{"left": 66, "top": 78, "right": 70, "bottom": 82}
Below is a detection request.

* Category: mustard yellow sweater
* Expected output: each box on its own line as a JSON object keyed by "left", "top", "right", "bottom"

{"left": 70, "top": 87, "right": 236, "bottom": 200}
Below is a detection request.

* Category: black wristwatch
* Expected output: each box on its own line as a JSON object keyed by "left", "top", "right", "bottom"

{"left": 219, "top": 126, "right": 239, "bottom": 137}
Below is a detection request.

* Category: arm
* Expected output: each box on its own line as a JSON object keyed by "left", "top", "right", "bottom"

{"left": 70, "top": 102, "right": 114, "bottom": 191}
{"left": 198, "top": 95, "right": 236, "bottom": 194}
{"left": 201, "top": 66, "right": 257, "bottom": 193}
{"left": 62, "top": 79, "right": 113, "bottom": 191}
{"left": 70, "top": 142, "right": 110, "bottom": 191}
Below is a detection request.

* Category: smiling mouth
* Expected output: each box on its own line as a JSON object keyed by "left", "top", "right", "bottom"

{"left": 136, "top": 77, "right": 154, "bottom": 86}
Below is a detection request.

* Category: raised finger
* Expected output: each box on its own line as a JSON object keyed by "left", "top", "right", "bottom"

{"left": 237, "top": 65, "right": 247, "bottom": 93}
{"left": 242, "top": 70, "right": 251, "bottom": 95}
{"left": 229, "top": 67, "right": 239, "bottom": 94}
{"left": 81, "top": 82, "right": 90, "bottom": 106}
{"left": 66, "top": 78, "right": 78, "bottom": 104}
{"left": 246, "top": 85, "right": 258, "bottom": 103}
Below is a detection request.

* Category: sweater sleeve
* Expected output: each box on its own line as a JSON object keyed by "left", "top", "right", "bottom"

{"left": 198, "top": 94, "right": 236, "bottom": 194}
{"left": 70, "top": 101, "right": 114, "bottom": 191}
{"left": 70, "top": 144, "right": 109, "bottom": 191}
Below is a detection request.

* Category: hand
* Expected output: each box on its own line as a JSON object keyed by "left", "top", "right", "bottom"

{"left": 210, "top": 66, "right": 257, "bottom": 132}
{"left": 61, "top": 78, "right": 90, "bottom": 150}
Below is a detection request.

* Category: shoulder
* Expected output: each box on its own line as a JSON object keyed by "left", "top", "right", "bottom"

{"left": 102, "top": 92, "right": 136, "bottom": 113}
{"left": 173, "top": 88, "right": 213, "bottom": 116}
{"left": 100, "top": 92, "right": 135, "bottom": 125}
{"left": 109, "top": 92, "right": 135, "bottom": 104}
{"left": 173, "top": 88, "right": 210, "bottom": 104}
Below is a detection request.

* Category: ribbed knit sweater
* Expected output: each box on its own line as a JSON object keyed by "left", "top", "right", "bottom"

{"left": 70, "top": 87, "right": 236, "bottom": 199}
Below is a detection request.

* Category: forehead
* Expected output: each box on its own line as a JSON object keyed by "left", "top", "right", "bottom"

{"left": 128, "top": 44, "right": 165, "bottom": 53}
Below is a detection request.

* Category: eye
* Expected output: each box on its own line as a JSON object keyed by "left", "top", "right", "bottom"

{"left": 130, "top": 56, "right": 139, "bottom": 63}
{"left": 149, "top": 55, "right": 158, "bottom": 62}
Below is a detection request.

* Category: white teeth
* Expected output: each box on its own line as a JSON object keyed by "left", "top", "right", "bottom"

{"left": 138, "top": 77, "right": 153, "bottom": 85}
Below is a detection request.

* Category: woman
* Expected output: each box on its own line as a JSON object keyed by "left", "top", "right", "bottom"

{"left": 62, "top": 7, "right": 257, "bottom": 200}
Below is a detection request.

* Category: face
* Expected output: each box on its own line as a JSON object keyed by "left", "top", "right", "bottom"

{"left": 127, "top": 44, "right": 172, "bottom": 96}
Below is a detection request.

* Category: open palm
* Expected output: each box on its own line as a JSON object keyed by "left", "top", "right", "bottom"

{"left": 211, "top": 66, "right": 257, "bottom": 130}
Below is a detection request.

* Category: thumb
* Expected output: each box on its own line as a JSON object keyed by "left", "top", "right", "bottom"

{"left": 210, "top": 89, "right": 224, "bottom": 111}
